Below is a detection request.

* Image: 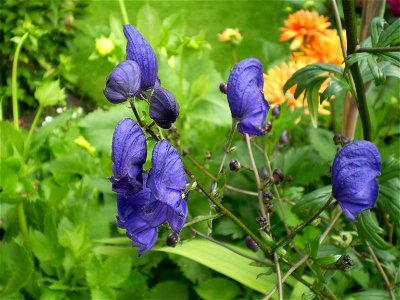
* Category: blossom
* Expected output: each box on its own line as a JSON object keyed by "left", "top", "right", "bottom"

{"left": 124, "top": 24, "right": 158, "bottom": 92}
{"left": 331, "top": 141, "right": 381, "bottom": 221}
{"left": 103, "top": 61, "right": 141, "bottom": 104}
{"left": 217, "top": 28, "right": 243, "bottom": 45}
{"left": 387, "top": 0, "right": 400, "bottom": 16}
{"left": 96, "top": 37, "right": 115, "bottom": 56}
{"left": 110, "top": 118, "right": 147, "bottom": 196}
{"left": 149, "top": 87, "right": 180, "bottom": 129}
{"left": 74, "top": 136, "right": 95, "bottom": 154}
{"left": 280, "top": 9, "right": 331, "bottom": 50}
{"left": 227, "top": 58, "right": 270, "bottom": 136}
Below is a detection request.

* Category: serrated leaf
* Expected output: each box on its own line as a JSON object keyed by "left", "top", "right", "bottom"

{"left": 170, "top": 255, "right": 211, "bottom": 283}
{"left": 293, "top": 186, "right": 332, "bottom": 215}
{"left": 376, "top": 18, "right": 400, "bottom": 47}
{"left": 149, "top": 281, "right": 188, "bottom": 300}
{"left": 195, "top": 278, "right": 242, "bottom": 300}
{"left": 0, "top": 121, "right": 24, "bottom": 158}
{"left": 34, "top": 80, "right": 66, "bottom": 107}
{"left": 356, "top": 210, "right": 390, "bottom": 250}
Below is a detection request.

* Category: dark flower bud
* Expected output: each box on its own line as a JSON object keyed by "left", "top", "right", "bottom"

{"left": 229, "top": 159, "right": 241, "bottom": 171}
{"left": 335, "top": 254, "right": 354, "bottom": 270}
{"left": 262, "top": 121, "right": 272, "bottom": 134}
{"left": 267, "top": 203, "right": 274, "bottom": 213}
{"left": 219, "top": 82, "right": 228, "bottom": 94}
{"left": 166, "top": 232, "right": 179, "bottom": 247}
{"left": 263, "top": 190, "right": 274, "bottom": 203}
{"left": 245, "top": 236, "right": 259, "bottom": 252}
{"left": 272, "top": 169, "right": 284, "bottom": 184}
{"left": 104, "top": 60, "right": 141, "bottom": 104}
{"left": 260, "top": 166, "right": 269, "bottom": 181}
{"left": 279, "top": 130, "right": 289, "bottom": 145}
{"left": 149, "top": 87, "right": 180, "bottom": 129}
{"left": 333, "top": 134, "right": 341, "bottom": 145}
{"left": 271, "top": 104, "right": 281, "bottom": 118}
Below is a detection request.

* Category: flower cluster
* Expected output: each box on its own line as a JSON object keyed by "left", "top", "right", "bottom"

{"left": 226, "top": 58, "right": 270, "bottom": 136}
{"left": 111, "top": 119, "right": 188, "bottom": 254}
{"left": 104, "top": 24, "right": 179, "bottom": 129}
{"left": 263, "top": 9, "right": 345, "bottom": 112}
{"left": 331, "top": 141, "right": 381, "bottom": 221}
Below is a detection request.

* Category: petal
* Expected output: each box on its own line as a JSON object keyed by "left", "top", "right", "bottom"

{"left": 167, "top": 200, "right": 188, "bottom": 232}
{"left": 149, "top": 88, "right": 180, "bottom": 129}
{"left": 124, "top": 24, "right": 158, "bottom": 91}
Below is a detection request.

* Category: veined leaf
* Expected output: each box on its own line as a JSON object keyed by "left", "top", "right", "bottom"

{"left": 379, "top": 179, "right": 400, "bottom": 227}
{"left": 370, "top": 18, "right": 386, "bottom": 47}
{"left": 356, "top": 210, "right": 390, "bottom": 250}
{"left": 367, "top": 56, "right": 386, "bottom": 86}
{"left": 376, "top": 18, "right": 400, "bottom": 47}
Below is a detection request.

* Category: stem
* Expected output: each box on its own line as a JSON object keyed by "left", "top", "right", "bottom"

{"left": 245, "top": 134, "right": 267, "bottom": 221}
{"left": 191, "top": 228, "right": 274, "bottom": 267}
{"left": 12, "top": 32, "right": 29, "bottom": 130}
{"left": 357, "top": 46, "right": 400, "bottom": 53}
{"left": 129, "top": 99, "right": 159, "bottom": 141}
{"left": 22, "top": 104, "right": 43, "bottom": 162}
{"left": 342, "top": 0, "right": 372, "bottom": 141}
{"left": 366, "top": 242, "right": 396, "bottom": 300}
{"left": 231, "top": 47, "right": 238, "bottom": 63}
{"left": 17, "top": 202, "right": 30, "bottom": 252}
{"left": 215, "top": 120, "right": 238, "bottom": 183}
{"left": 331, "top": 0, "right": 347, "bottom": 59}
{"left": 274, "top": 196, "right": 334, "bottom": 250}
{"left": 274, "top": 253, "right": 283, "bottom": 300}
{"left": 183, "top": 213, "right": 223, "bottom": 228}
{"left": 118, "top": 0, "right": 130, "bottom": 24}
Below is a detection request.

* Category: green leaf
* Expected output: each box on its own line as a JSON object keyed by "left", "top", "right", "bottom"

{"left": 293, "top": 186, "right": 332, "bottom": 215}
{"left": 379, "top": 179, "right": 400, "bottom": 227}
{"left": 170, "top": 255, "right": 212, "bottom": 284}
{"left": 155, "top": 239, "right": 275, "bottom": 294}
{"left": 30, "top": 229, "right": 55, "bottom": 262}
{"left": 308, "top": 127, "right": 337, "bottom": 162}
{"left": 315, "top": 255, "right": 341, "bottom": 266}
{"left": 149, "top": 281, "right": 188, "bottom": 300}
{"left": 379, "top": 156, "right": 400, "bottom": 183}
{"left": 367, "top": 56, "right": 385, "bottom": 86}
{"left": 34, "top": 80, "right": 66, "bottom": 107}
{"left": 102, "top": 256, "right": 132, "bottom": 288}
{"left": 356, "top": 210, "right": 390, "bottom": 250}
{"left": 305, "top": 79, "right": 325, "bottom": 127}
{"left": 370, "top": 18, "right": 386, "bottom": 47}
{"left": 376, "top": 18, "right": 400, "bottom": 47}
{"left": 0, "top": 240, "right": 33, "bottom": 296}
{"left": 136, "top": 4, "right": 162, "bottom": 47}
{"left": 213, "top": 218, "right": 245, "bottom": 239}
{"left": 93, "top": 245, "right": 137, "bottom": 256}
{"left": 0, "top": 121, "right": 24, "bottom": 158}
{"left": 91, "top": 287, "right": 116, "bottom": 300}
{"left": 195, "top": 278, "right": 242, "bottom": 300}
{"left": 320, "top": 76, "right": 350, "bottom": 102}
{"left": 345, "top": 289, "right": 391, "bottom": 300}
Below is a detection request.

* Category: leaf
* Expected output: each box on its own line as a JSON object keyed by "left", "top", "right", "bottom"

{"left": 367, "top": 56, "right": 385, "bottom": 86}
{"left": 320, "top": 76, "right": 350, "bottom": 102}
{"left": 136, "top": 4, "right": 162, "bottom": 47}
{"left": 155, "top": 239, "right": 275, "bottom": 294}
{"left": 308, "top": 127, "right": 337, "bottom": 162}
{"left": 169, "top": 255, "right": 211, "bottom": 284}
{"left": 345, "top": 289, "right": 391, "bottom": 300}
{"left": 315, "top": 255, "right": 341, "bottom": 266}
{"left": 102, "top": 256, "right": 132, "bottom": 288}
{"left": 379, "top": 179, "right": 400, "bottom": 227}
{"left": 370, "top": 18, "right": 386, "bottom": 47}
{"left": 0, "top": 240, "right": 33, "bottom": 296}
{"left": 93, "top": 245, "right": 137, "bottom": 256}
{"left": 379, "top": 156, "right": 400, "bottom": 183}
{"left": 195, "top": 278, "right": 242, "bottom": 300}
{"left": 376, "top": 18, "right": 400, "bottom": 47}
{"left": 356, "top": 210, "right": 390, "bottom": 250}
{"left": 149, "top": 281, "right": 188, "bottom": 300}
{"left": 30, "top": 230, "right": 55, "bottom": 262}
{"left": 305, "top": 79, "right": 325, "bottom": 127}
{"left": 213, "top": 218, "right": 245, "bottom": 239}
{"left": 34, "top": 80, "right": 66, "bottom": 107}
{"left": 0, "top": 121, "right": 24, "bottom": 158}
{"left": 293, "top": 186, "right": 332, "bottom": 215}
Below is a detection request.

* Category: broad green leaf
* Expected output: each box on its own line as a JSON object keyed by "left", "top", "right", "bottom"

{"left": 379, "top": 179, "right": 400, "bottom": 227}
{"left": 376, "top": 18, "right": 400, "bottom": 47}
{"left": 34, "top": 80, "right": 66, "bottom": 107}
{"left": 91, "top": 287, "right": 116, "bottom": 300}
{"left": 136, "top": 4, "right": 162, "bottom": 47}
{"left": 379, "top": 156, "right": 400, "bottom": 183}
{"left": 149, "top": 281, "right": 188, "bottom": 300}
{"left": 155, "top": 239, "right": 275, "bottom": 294}
{"left": 0, "top": 121, "right": 24, "bottom": 158}
{"left": 345, "top": 289, "right": 390, "bottom": 300}
{"left": 320, "top": 76, "right": 350, "bottom": 102}
{"left": 308, "top": 127, "right": 337, "bottom": 162}
{"left": 213, "top": 218, "right": 245, "bottom": 239}
{"left": 0, "top": 240, "right": 33, "bottom": 296}
{"left": 169, "top": 255, "right": 211, "bottom": 284}
{"left": 30, "top": 229, "right": 54, "bottom": 262}
{"left": 195, "top": 278, "right": 242, "bottom": 300}
{"left": 356, "top": 210, "right": 390, "bottom": 250}
{"left": 102, "top": 256, "right": 132, "bottom": 288}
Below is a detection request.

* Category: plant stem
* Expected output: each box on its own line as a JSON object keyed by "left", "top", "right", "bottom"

{"left": 215, "top": 120, "right": 238, "bottom": 183}
{"left": 118, "top": 0, "right": 130, "bottom": 24}
{"left": 366, "top": 242, "right": 396, "bottom": 300}
{"left": 12, "top": 32, "right": 29, "bottom": 130}
{"left": 129, "top": 99, "right": 159, "bottom": 141}
{"left": 274, "top": 196, "right": 334, "bottom": 250}
{"left": 17, "top": 202, "right": 30, "bottom": 252}
{"left": 183, "top": 213, "right": 224, "bottom": 228}
{"left": 342, "top": 0, "right": 372, "bottom": 141}
{"left": 22, "top": 104, "right": 43, "bottom": 162}
{"left": 357, "top": 46, "right": 400, "bottom": 53}
{"left": 274, "top": 253, "right": 283, "bottom": 300}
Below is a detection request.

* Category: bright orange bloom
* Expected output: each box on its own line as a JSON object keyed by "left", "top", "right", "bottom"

{"left": 280, "top": 10, "right": 331, "bottom": 50}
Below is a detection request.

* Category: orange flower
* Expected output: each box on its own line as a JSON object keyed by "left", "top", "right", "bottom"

{"left": 280, "top": 10, "right": 331, "bottom": 50}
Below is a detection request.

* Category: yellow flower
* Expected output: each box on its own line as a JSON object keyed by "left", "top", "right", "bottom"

{"left": 96, "top": 37, "right": 115, "bottom": 57}
{"left": 75, "top": 136, "right": 96, "bottom": 154}
{"left": 280, "top": 10, "right": 331, "bottom": 50}
{"left": 217, "top": 28, "right": 243, "bottom": 44}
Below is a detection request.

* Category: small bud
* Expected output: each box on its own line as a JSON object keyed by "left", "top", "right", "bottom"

{"left": 279, "top": 130, "right": 289, "bottom": 145}
{"left": 182, "top": 149, "right": 189, "bottom": 156}
{"left": 96, "top": 37, "right": 115, "bottom": 57}
{"left": 263, "top": 191, "right": 274, "bottom": 203}
{"left": 219, "top": 82, "right": 228, "bottom": 94}
{"left": 271, "top": 104, "right": 281, "bottom": 118}
{"left": 245, "top": 236, "right": 259, "bottom": 252}
{"left": 267, "top": 203, "right": 274, "bottom": 213}
{"left": 272, "top": 169, "right": 284, "bottom": 184}
{"left": 205, "top": 151, "right": 212, "bottom": 160}
{"left": 262, "top": 121, "right": 272, "bottom": 134}
{"left": 166, "top": 232, "right": 179, "bottom": 247}
{"left": 260, "top": 166, "right": 269, "bottom": 181}
{"left": 149, "top": 87, "right": 180, "bottom": 129}
{"left": 286, "top": 175, "right": 293, "bottom": 183}
{"left": 333, "top": 134, "right": 341, "bottom": 145}
{"left": 229, "top": 159, "right": 241, "bottom": 171}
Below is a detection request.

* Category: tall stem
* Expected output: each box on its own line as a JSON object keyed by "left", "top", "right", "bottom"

{"left": 342, "top": 0, "right": 372, "bottom": 141}
{"left": 22, "top": 105, "right": 43, "bottom": 162}
{"left": 118, "top": 0, "right": 130, "bottom": 24}
{"left": 12, "top": 32, "right": 29, "bottom": 130}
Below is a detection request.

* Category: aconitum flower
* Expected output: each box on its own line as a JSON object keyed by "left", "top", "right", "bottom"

{"left": 331, "top": 141, "right": 381, "bottom": 221}
{"left": 104, "top": 60, "right": 141, "bottom": 104}
{"left": 124, "top": 24, "right": 158, "bottom": 91}
{"left": 227, "top": 58, "right": 269, "bottom": 136}
{"left": 110, "top": 119, "right": 147, "bottom": 196}
{"left": 149, "top": 87, "right": 180, "bottom": 129}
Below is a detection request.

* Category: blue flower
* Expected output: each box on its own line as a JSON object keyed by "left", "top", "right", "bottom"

{"left": 110, "top": 118, "right": 147, "bottom": 196}
{"left": 149, "top": 87, "right": 180, "bottom": 129}
{"left": 227, "top": 58, "right": 269, "bottom": 136}
{"left": 124, "top": 24, "right": 158, "bottom": 92}
{"left": 331, "top": 141, "right": 381, "bottom": 221}
{"left": 103, "top": 60, "right": 141, "bottom": 104}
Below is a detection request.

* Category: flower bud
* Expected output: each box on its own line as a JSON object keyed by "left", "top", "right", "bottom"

{"left": 219, "top": 82, "right": 228, "bottom": 94}
{"left": 166, "top": 232, "right": 179, "bottom": 247}
{"left": 272, "top": 168, "right": 284, "bottom": 184}
{"left": 96, "top": 37, "right": 115, "bottom": 57}
{"left": 263, "top": 190, "right": 274, "bottom": 203}
{"left": 333, "top": 134, "right": 341, "bottom": 145}
{"left": 245, "top": 236, "right": 259, "bottom": 252}
{"left": 149, "top": 87, "right": 180, "bottom": 129}
{"left": 262, "top": 121, "right": 272, "bottom": 134}
{"left": 104, "top": 61, "right": 141, "bottom": 104}
{"left": 267, "top": 203, "right": 274, "bottom": 213}
{"left": 286, "top": 175, "right": 293, "bottom": 183}
{"left": 271, "top": 104, "right": 281, "bottom": 118}
{"left": 229, "top": 159, "right": 241, "bottom": 171}
{"left": 279, "top": 130, "right": 289, "bottom": 145}
{"left": 260, "top": 166, "right": 269, "bottom": 181}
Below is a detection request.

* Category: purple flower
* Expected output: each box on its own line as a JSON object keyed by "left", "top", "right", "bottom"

{"left": 103, "top": 60, "right": 141, "bottom": 104}
{"left": 110, "top": 119, "right": 147, "bottom": 196}
{"left": 124, "top": 24, "right": 158, "bottom": 92}
{"left": 332, "top": 141, "right": 381, "bottom": 221}
{"left": 227, "top": 58, "right": 269, "bottom": 136}
{"left": 149, "top": 87, "right": 180, "bottom": 129}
